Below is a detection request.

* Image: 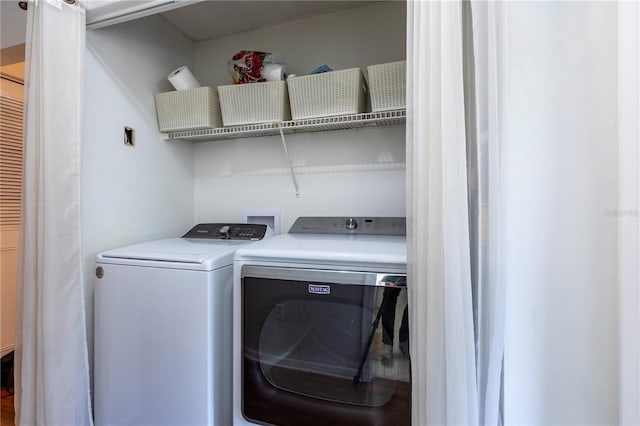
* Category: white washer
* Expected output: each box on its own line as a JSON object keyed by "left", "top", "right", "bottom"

{"left": 232, "top": 217, "right": 410, "bottom": 426}
{"left": 94, "top": 223, "right": 271, "bottom": 426}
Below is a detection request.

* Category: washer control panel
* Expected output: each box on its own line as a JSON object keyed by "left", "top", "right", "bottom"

{"left": 182, "top": 223, "right": 268, "bottom": 240}
{"left": 289, "top": 217, "right": 406, "bottom": 236}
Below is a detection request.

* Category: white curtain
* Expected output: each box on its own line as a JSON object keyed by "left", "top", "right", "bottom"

{"left": 406, "top": 1, "right": 479, "bottom": 424}
{"left": 617, "top": 3, "right": 640, "bottom": 424}
{"left": 15, "top": 0, "right": 93, "bottom": 425}
{"left": 408, "top": 1, "right": 638, "bottom": 425}
{"left": 487, "top": 2, "right": 638, "bottom": 424}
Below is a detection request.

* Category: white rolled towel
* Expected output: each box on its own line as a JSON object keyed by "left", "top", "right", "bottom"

{"left": 168, "top": 66, "right": 200, "bottom": 90}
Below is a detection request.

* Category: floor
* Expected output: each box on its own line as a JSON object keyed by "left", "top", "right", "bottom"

{"left": 0, "top": 389, "right": 14, "bottom": 426}
{"left": 371, "top": 336, "right": 411, "bottom": 381}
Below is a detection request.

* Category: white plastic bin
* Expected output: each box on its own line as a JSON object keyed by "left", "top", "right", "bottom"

{"left": 287, "top": 68, "right": 368, "bottom": 120}
{"left": 217, "top": 80, "right": 291, "bottom": 126}
{"left": 367, "top": 60, "right": 406, "bottom": 112}
{"left": 154, "top": 87, "right": 222, "bottom": 132}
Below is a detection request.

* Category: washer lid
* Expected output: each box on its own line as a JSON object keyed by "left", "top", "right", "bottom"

{"left": 98, "top": 238, "right": 246, "bottom": 270}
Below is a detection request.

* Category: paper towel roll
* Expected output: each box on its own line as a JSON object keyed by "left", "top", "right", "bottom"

{"left": 262, "top": 63, "right": 288, "bottom": 81}
{"left": 168, "top": 66, "right": 200, "bottom": 90}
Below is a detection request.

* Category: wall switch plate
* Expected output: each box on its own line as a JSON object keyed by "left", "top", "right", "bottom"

{"left": 243, "top": 209, "right": 281, "bottom": 235}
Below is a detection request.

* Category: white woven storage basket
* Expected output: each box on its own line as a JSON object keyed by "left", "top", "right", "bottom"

{"left": 154, "top": 87, "right": 222, "bottom": 132}
{"left": 217, "top": 80, "right": 291, "bottom": 126}
{"left": 287, "top": 68, "right": 368, "bottom": 120}
{"left": 367, "top": 60, "right": 406, "bottom": 112}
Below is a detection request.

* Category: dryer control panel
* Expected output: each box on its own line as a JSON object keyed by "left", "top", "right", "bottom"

{"left": 289, "top": 217, "right": 406, "bottom": 236}
{"left": 182, "top": 223, "right": 269, "bottom": 240}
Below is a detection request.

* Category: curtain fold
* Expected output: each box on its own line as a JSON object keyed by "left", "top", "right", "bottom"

{"left": 616, "top": 1, "right": 639, "bottom": 424}
{"left": 406, "top": 1, "right": 479, "bottom": 424}
{"left": 15, "top": 0, "right": 93, "bottom": 424}
{"left": 472, "top": 2, "right": 505, "bottom": 425}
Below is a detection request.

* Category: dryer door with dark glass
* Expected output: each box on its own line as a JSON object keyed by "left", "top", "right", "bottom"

{"left": 241, "top": 266, "right": 411, "bottom": 426}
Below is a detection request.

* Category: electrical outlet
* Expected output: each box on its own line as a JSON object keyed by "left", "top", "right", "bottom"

{"left": 124, "top": 126, "right": 135, "bottom": 147}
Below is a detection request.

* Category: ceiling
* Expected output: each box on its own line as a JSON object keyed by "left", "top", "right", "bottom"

{"left": 158, "top": 1, "right": 375, "bottom": 42}
{"left": 3, "top": 0, "right": 379, "bottom": 45}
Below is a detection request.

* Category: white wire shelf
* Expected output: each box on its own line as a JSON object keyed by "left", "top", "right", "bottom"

{"left": 166, "top": 109, "right": 406, "bottom": 142}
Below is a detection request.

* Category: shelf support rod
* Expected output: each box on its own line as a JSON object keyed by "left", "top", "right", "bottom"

{"left": 279, "top": 126, "right": 300, "bottom": 197}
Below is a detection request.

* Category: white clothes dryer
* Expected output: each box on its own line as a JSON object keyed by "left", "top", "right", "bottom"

{"left": 232, "top": 217, "right": 410, "bottom": 426}
{"left": 94, "top": 223, "right": 271, "bottom": 426}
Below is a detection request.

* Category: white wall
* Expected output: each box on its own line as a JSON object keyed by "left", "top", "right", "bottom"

{"left": 501, "top": 2, "right": 620, "bottom": 424}
{"left": 83, "top": 13, "right": 198, "bottom": 253}
{"left": 82, "top": 46, "right": 196, "bottom": 253}
{"left": 193, "top": 128, "right": 406, "bottom": 230}
{"left": 192, "top": 2, "right": 407, "bottom": 231}
{"left": 0, "top": 0, "right": 26, "bottom": 49}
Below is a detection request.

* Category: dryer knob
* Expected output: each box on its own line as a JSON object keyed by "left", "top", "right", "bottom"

{"left": 345, "top": 218, "right": 358, "bottom": 230}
